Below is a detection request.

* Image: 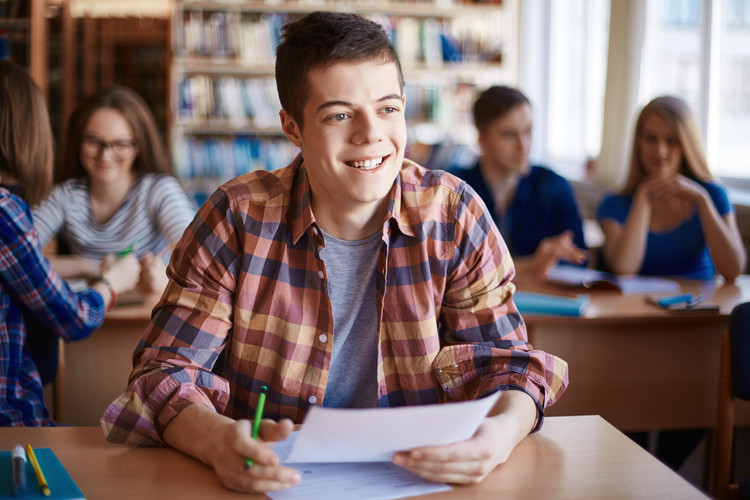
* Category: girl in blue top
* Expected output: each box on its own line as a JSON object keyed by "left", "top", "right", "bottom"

{"left": 596, "top": 96, "right": 745, "bottom": 281}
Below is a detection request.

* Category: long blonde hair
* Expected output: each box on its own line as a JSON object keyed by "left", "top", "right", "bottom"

{"left": 622, "top": 95, "right": 712, "bottom": 193}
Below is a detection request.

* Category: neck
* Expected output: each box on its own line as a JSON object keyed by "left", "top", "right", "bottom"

{"left": 312, "top": 197, "right": 387, "bottom": 241}
{"left": 88, "top": 172, "right": 137, "bottom": 223}
{"left": 479, "top": 158, "right": 525, "bottom": 185}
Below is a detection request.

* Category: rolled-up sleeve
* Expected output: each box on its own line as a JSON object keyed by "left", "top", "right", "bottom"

{"left": 437, "top": 181, "right": 569, "bottom": 430}
{"left": 101, "top": 187, "right": 238, "bottom": 446}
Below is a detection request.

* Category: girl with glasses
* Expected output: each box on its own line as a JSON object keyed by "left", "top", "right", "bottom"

{"left": 32, "top": 86, "right": 196, "bottom": 297}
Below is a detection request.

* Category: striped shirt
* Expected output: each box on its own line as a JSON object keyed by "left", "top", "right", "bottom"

{"left": 32, "top": 174, "right": 195, "bottom": 260}
{"left": 101, "top": 156, "right": 569, "bottom": 446}
{"left": 1, "top": 188, "right": 107, "bottom": 426}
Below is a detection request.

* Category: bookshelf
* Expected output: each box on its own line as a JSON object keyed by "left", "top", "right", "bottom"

{"left": 170, "top": 0, "right": 517, "bottom": 205}
{"left": 0, "top": 0, "right": 48, "bottom": 94}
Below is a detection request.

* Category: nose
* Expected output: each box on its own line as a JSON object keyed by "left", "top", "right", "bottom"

{"left": 657, "top": 140, "right": 670, "bottom": 158}
{"left": 351, "top": 112, "right": 382, "bottom": 145}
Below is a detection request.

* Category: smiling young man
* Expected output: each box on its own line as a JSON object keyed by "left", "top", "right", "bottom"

{"left": 101, "top": 12, "right": 568, "bottom": 494}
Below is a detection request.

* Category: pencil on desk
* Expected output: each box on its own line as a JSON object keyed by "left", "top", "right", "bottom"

{"left": 25, "top": 443, "right": 51, "bottom": 496}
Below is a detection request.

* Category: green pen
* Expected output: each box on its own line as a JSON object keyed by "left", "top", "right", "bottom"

{"left": 116, "top": 244, "right": 134, "bottom": 258}
{"left": 245, "top": 385, "right": 268, "bottom": 470}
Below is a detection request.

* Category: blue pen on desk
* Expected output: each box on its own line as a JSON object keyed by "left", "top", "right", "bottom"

{"left": 686, "top": 294, "right": 706, "bottom": 308}
{"left": 656, "top": 293, "right": 694, "bottom": 307}
{"left": 245, "top": 385, "right": 268, "bottom": 470}
{"left": 12, "top": 444, "right": 26, "bottom": 496}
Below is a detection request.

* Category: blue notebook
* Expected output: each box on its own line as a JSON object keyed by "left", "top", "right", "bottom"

{"left": 0, "top": 448, "right": 85, "bottom": 499}
{"left": 514, "top": 291, "right": 589, "bottom": 317}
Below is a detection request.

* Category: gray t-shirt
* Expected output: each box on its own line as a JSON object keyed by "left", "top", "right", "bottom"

{"left": 319, "top": 229, "right": 380, "bottom": 408}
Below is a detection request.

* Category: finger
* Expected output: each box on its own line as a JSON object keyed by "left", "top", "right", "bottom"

{"left": 220, "top": 462, "right": 300, "bottom": 493}
{"left": 392, "top": 454, "right": 492, "bottom": 484}
{"left": 259, "top": 418, "right": 294, "bottom": 443}
{"left": 398, "top": 438, "right": 489, "bottom": 464}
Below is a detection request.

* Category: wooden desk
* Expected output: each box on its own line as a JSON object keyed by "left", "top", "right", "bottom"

{"left": 523, "top": 276, "right": 750, "bottom": 431}
{"left": 59, "top": 277, "right": 750, "bottom": 430}
{"left": 0, "top": 416, "right": 707, "bottom": 499}
{"left": 61, "top": 300, "right": 155, "bottom": 426}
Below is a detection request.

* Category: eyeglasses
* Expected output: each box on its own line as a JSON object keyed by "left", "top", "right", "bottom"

{"left": 81, "top": 137, "right": 137, "bottom": 159}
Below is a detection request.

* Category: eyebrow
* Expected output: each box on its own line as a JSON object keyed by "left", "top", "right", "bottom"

{"left": 316, "top": 93, "right": 403, "bottom": 113}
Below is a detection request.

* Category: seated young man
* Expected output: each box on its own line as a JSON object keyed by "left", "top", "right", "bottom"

{"left": 448, "top": 86, "right": 588, "bottom": 284}
{"left": 101, "top": 11, "right": 569, "bottom": 494}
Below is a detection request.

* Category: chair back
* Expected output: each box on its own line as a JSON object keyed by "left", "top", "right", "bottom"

{"left": 730, "top": 301, "right": 750, "bottom": 401}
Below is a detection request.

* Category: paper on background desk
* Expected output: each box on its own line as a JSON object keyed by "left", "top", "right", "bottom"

{"left": 267, "top": 432, "right": 451, "bottom": 500}
{"left": 285, "top": 391, "right": 500, "bottom": 463}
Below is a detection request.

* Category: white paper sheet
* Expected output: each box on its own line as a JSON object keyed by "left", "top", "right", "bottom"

{"left": 267, "top": 432, "right": 451, "bottom": 500}
{"left": 285, "top": 392, "right": 500, "bottom": 463}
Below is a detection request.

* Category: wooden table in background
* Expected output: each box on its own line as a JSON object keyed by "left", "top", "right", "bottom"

{"left": 522, "top": 276, "right": 750, "bottom": 431}
{"left": 0, "top": 416, "right": 707, "bottom": 499}
{"left": 57, "top": 277, "right": 750, "bottom": 432}
{"left": 60, "top": 297, "right": 156, "bottom": 426}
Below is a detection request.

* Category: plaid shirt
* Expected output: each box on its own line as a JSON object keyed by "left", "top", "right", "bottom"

{"left": 0, "top": 189, "right": 106, "bottom": 426}
{"left": 101, "top": 157, "right": 568, "bottom": 446}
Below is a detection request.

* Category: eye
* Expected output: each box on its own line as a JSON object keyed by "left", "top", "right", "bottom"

{"left": 380, "top": 106, "right": 399, "bottom": 114}
{"left": 327, "top": 113, "right": 349, "bottom": 122}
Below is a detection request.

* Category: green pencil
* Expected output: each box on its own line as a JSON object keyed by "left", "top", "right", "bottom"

{"left": 245, "top": 385, "right": 268, "bottom": 470}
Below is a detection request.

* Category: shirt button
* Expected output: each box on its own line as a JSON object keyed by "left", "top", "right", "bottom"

{"left": 319, "top": 334, "right": 328, "bottom": 343}
{"left": 308, "top": 396, "right": 317, "bottom": 404}
{"left": 312, "top": 227, "right": 319, "bottom": 235}
{"left": 318, "top": 270, "right": 324, "bottom": 279}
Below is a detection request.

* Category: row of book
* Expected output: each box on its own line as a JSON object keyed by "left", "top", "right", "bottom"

{"left": 177, "top": 73, "right": 476, "bottom": 127}
{"left": 173, "top": 135, "right": 299, "bottom": 202}
{"left": 178, "top": 75, "right": 281, "bottom": 128}
{"left": 175, "top": 9, "right": 501, "bottom": 65}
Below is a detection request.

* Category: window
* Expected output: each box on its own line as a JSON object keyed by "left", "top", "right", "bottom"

{"left": 521, "top": 0, "right": 611, "bottom": 180}
{"left": 641, "top": 0, "right": 750, "bottom": 181}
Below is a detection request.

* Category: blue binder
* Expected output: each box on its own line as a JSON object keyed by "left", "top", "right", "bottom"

{"left": 514, "top": 291, "right": 589, "bottom": 317}
{"left": 0, "top": 448, "right": 84, "bottom": 499}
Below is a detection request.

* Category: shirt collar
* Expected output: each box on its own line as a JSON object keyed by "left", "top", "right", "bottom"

{"left": 288, "top": 156, "right": 418, "bottom": 244}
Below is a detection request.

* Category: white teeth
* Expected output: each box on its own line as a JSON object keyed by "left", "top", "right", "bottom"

{"left": 349, "top": 157, "right": 384, "bottom": 170}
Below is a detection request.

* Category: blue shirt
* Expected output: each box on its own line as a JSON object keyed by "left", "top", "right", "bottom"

{"left": 448, "top": 162, "right": 587, "bottom": 258}
{"left": 595, "top": 181, "right": 732, "bottom": 280}
{"left": 0, "top": 188, "right": 107, "bottom": 426}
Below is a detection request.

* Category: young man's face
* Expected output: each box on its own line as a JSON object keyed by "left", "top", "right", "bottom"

{"left": 280, "top": 59, "right": 406, "bottom": 230}
{"left": 477, "top": 103, "right": 533, "bottom": 177}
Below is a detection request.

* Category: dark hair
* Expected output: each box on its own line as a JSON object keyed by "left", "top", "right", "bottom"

{"left": 275, "top": 11, "right": 404, "bottom": 129}
{"left": 622, "top": 95, "right": 712, "bottom": 193}
{"left": 57, "top": 85, "right": 171, "bottom": 183}
{"left": 0, "top": 60, "right": 54, "bottom": 205}
{"left": 473, "top": 86, "right": 531, "bottom": 133}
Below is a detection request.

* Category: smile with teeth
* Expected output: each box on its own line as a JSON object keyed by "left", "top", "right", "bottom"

{"left": 347, "top": 157, "right": 385, "bottom": 170}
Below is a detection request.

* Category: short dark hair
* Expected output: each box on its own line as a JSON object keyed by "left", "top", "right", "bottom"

{"left": 473, "top": 86, "right": 530, "bottom": 133}
{"left": 0, "top": 60, "right": 54, "bottom": 205}
{"left": 275, "top": 11, "right": 404, "bottom": 129}
{"left": 58, "top": 85, "right": 171, "bottom": 183}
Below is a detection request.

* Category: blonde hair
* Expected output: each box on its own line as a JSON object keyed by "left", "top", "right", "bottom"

{"left": 622, "top": 95, "right": 712, "bottom": 193}
{"left": 0, "top": 61, "right": 54, "bottom": 205}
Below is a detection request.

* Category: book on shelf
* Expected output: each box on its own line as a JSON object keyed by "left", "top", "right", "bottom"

{"left": 545, "top": 265, "right": 681, "bottom": 295}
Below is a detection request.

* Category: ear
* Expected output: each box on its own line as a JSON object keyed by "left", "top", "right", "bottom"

{"left": 476, "top": 129, "right": 487, "bottom": 154}
{"left": 280, "top": 109, "right": 303, "bottom": 148}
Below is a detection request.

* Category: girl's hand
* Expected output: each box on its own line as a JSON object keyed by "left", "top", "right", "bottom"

{"left": 100, "top": 253, "right": 140, "bottom": 294}
{"left": 137, "top": 252, "right": 170, "bottom": 296}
